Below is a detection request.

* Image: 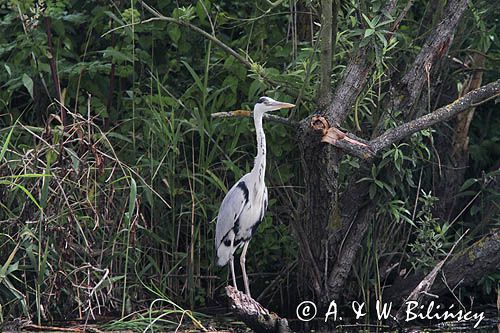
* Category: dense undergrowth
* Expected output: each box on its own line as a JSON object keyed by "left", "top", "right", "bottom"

{"left": 0, "top": 0, "right": 498, "bottom": 330}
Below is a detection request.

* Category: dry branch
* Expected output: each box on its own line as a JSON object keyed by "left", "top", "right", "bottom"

{"left": 310, "top": 115, "right": 373, "bottom": 159}
{"left": 225, "top": 286, "right": 292, "bottom": 333}
{"left": 211, "top": 110, "right": 298, "bottom": 127}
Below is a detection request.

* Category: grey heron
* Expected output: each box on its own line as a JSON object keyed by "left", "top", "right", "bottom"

{"left": 215, "top": 96, "right": 295, "bottom": 297}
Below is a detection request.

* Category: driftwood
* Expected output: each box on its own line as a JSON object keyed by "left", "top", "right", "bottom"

{"left": 225, "top": 286, "right": 292, "bottom": 333}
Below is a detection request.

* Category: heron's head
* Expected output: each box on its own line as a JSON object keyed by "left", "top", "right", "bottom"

{"left": 253, "top": 96, "right": 295, "bottom": 114}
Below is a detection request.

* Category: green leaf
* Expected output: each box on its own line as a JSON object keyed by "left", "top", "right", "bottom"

{"left": 4, "top": 64, "right": 11, "bottom": 77}
{"left": 127, "top": 177, "right": 137, "bottom": 219}
{"left": 0, "top": 124, "right": 15, "bottom": 162}
{"left": 168, "top": 24, "right": 181, "bottom": 44}
{"left": 362, "top": 13, "right": 375, "bottom": 29}
{"left": 459, "top": 178, "right": 478, "bottom": 192}
{"left": 22, "top": 74, "right": 34, "bottom": 100}
{"left": 364, "top": 29, "right": 375, "bottom": 38}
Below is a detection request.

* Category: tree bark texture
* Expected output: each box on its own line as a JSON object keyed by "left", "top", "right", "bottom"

{"left": 317, "top": 0, "right": 333, "bottom": 109}
{"left": 395, "top": 0, "right": 469, "bottom": 118}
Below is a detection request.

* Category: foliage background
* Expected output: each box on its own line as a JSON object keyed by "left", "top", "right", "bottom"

{"left": 0, "top": 0, "right": 498, "bottom": 328}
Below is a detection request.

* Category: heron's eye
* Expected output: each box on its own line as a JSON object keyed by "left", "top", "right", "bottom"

{"left": 257, "top": 97, "right": 265, "bottom": 104}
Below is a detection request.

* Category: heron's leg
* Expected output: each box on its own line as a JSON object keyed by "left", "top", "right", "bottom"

{"left": 230, "top": 238, "right": 238, "bottom": 289}
{"left": 229, "top": 256, "right": 237, "bottom": 289}
{"left": 240, "top": 241, "right": 251, "bottom": 297}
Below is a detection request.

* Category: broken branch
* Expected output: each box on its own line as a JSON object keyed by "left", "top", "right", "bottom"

{"left": 225, "top": 286, "right": 292, "bottom": 333}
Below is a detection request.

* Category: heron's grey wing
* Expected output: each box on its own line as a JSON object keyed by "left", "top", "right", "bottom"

{"left": 215, "top": 175, "right": 251, "bottom": 249}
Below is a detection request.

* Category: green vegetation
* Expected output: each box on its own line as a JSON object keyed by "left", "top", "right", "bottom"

{"left": 0, "top": 0, "right": 498, "bottom": 331}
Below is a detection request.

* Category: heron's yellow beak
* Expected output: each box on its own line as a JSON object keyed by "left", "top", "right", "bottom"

{"left": 271, "top": 102, "right": 295, "bottom": 110}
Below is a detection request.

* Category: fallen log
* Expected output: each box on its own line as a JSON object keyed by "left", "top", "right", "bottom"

{"left": 225, "top": 286, "right": 292, "bottom": 333}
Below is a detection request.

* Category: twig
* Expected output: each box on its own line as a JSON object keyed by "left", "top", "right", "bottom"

{"left": 137, "top": 2, "right": 252, "bottom": 69}
{"left": 395, "top": 230, "right": 469, "bottom": 322}
{"left": 134, "top": 1, "right": 301, "bottom": 98}
{"left": 211, "top": 110, "right": 298, "bottom": 127}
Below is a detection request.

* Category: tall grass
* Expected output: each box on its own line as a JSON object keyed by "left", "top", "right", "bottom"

{"left": 0, "top": 49, "right": 300, "bottom": 324}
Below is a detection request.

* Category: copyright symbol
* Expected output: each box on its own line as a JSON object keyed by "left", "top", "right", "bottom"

{"left": 296, "top": 301, "right": 317, "bottom": 321}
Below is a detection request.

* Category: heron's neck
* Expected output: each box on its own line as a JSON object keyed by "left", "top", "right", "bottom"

{"left": 252, "top": 112, "right": 266, "bottom": 183}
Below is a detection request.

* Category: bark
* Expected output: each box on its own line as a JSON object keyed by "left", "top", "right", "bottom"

{"left": 225, "top": 286, "right": 292, "bottom": 333}
{"left": 296, "top": 123, "right": 338, "bottom": 300}
{"left": 327, "top": 198, "right": 371, "bottom": 299}
{"left": 317, "top": 0, "right": 336, "bottom": 109}
{"left": 384, "top": 229, "right": 500, "bottom": 305}
{"left": 395, "top": 0, "right": 469, "bottom": 118}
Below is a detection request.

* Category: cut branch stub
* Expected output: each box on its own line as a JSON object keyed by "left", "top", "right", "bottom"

{"left": 225, "top": 286, "right": 292, "bottom": 333}
{"left": 310, "top": 115, "right": 374, "bottom": 159}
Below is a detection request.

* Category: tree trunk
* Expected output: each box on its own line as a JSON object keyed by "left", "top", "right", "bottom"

{"left": 296, "top": 0, "right": 471, "bottom": 305}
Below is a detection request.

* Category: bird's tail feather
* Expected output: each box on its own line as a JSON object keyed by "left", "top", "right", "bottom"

{"left": 216, "top": 243, "right": 232, "bottom": 266}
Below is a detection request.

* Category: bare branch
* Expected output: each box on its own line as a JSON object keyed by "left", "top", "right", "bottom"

{"left": 394, "top": 230, "right": 469, "bottom": 322}
{"left": 211, "top": 110, "right": 298, "bottom": 127}
{"left": 138, "top": 1, "right": 301, "bottom": 98}
{"left": 314, "top": 80, "right": 500, "bottom": 158}
{"left": 371, "top": 80, "right": 500, "bottom": 153}
{"left": 386, "top": 229, "right": 500, "bottom": 305}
